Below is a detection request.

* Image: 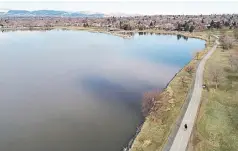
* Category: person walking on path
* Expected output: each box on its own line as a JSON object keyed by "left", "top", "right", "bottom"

{"left": 184, "top": 124, "right": 188, "bottom": 130}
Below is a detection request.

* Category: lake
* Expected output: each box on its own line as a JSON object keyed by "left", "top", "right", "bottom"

{"left": 0, "top": 30, "right": 205, "bottom": 151}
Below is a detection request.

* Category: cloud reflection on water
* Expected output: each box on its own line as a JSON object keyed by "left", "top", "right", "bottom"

{"left": 0, "top": 30, "right": 205, "bottom": 151}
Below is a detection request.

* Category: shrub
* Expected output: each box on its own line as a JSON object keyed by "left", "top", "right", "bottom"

{"left": 142, "top": 90, "right": 161, "bottom": 117}
{"left": 185, "top": 65, "right": 195, "bottom": 75}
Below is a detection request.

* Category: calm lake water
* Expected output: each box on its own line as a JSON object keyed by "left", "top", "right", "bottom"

{"left": 0, "top": 30, "right": 205, "bottom": 151}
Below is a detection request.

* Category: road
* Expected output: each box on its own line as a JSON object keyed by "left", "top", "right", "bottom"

{"left": 169, "top": 38, "right": 219, "bottom": 151}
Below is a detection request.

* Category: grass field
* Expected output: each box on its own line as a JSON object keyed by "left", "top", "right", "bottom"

{"left": 191, "top": 32, "right": 238, "bottom": 151}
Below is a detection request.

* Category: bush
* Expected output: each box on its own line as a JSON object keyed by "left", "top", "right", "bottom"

{"left": 209, "top": 64, "right": 223, "bottom": 89}
{"left": 185, "top": 65, "right": 195, "bottom": 75}
{"left": 142, "top": 90, "right": 161, "bottom": 117}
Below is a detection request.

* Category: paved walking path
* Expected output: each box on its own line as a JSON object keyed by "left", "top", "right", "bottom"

{"left": 169, "top": 38, "right": 219, "bottom": 151}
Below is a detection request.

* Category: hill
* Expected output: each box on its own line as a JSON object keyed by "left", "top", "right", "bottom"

{"left": 1, "top": 10, "right": 104, "bottom": 18}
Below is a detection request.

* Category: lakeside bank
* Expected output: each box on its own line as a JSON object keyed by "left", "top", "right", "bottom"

{"left": 55, "top": 27, "right": 209, "bottom": 41}
{"left": 128, "top": 32, "right": 213, "bottom": 151}
{"left": 0, "top": 26, "right": 210, "bottom": 151}
{"left": 1, "top": 26, "right": 208, "bottom": 41}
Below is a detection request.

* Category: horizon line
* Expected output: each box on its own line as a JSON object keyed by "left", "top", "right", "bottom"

{"left": 1, "top": 9, "right": 238, "bottom": 16}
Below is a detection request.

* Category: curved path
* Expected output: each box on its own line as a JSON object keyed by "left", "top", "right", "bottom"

{"left": 169, "top": 38, "right": 219, "bottom": 151}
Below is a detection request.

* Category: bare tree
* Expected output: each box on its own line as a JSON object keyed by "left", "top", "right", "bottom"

{"left": 229, "top": 52, "right": 238, "bottom": 71}
{"left": 220, "top": 35, "right": 234, "bottom": 50}
{"left": 209, "top": 64, "right": 223, "bottom": 89}
{"left": 142, "top": 90, "right": 161, "bottom": 117}
{"left": 234, "top": 29, "right": 238, "bottom": 40}
{"left": 185, "top": 65, "right": 195, "bottom": 75}
{"left": 180, "top": 76, "right": 187, "bottom": 88}
{"left": 207, "top": 31, "right": 212, "bottom": 44}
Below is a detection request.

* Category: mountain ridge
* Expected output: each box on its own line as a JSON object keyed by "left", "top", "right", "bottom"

{"left": 1, "top": 9, "right": 105, "bottom": 18}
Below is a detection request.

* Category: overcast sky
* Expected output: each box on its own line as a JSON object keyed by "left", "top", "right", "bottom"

{"left": 0, "top": 1, "right": 238, "bottom": 15}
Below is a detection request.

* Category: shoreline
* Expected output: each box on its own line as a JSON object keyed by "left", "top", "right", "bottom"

{"left": 128, "top": 32, "right": 211, "bottom": 151}
{"left": 1, "top": 26, "right": 207, "bottom": 41}
{"left": 0, "top": 26, "right": 133, "bottom": 39}
{"left": 125, "top": 47, "right": 210, "bottom": 151}
{"left": 1, "top": 26, "right": 210, "bottom": 151}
